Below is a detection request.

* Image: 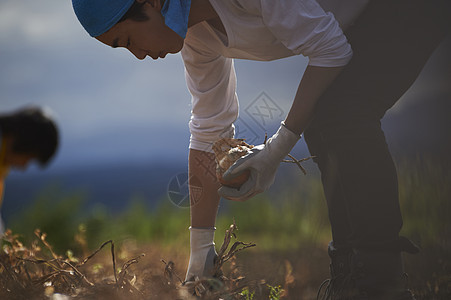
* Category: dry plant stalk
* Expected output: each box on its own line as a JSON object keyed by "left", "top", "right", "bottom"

{"left": 1, "top": 223, "right": 271, "bottom": 300}
{"left": 0, "top": 229, "right": 144, "bottom": 299}
{"left": 214, "top": 219, "right": 256, "bottom": 276}
{"left": 162, "top": 259, "right": 183, "bottom": 285}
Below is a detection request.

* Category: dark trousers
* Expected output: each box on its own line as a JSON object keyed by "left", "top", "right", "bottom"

{"left": 304, "top": 0, "right": 450, "bottom": 251}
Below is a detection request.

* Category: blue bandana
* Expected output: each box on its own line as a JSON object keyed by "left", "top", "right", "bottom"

{"left": 72, "top": 0, "right": 191, "bottom": 38}
{"left": 161, "top": 0, "right": 192, "bottom": 38}
{"left": 72, "top": 0, "right": 135, "bottom": 37}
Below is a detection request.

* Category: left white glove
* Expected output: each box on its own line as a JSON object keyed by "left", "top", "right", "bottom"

{"left": 185, "top": 227, "right": 217, "bottom": 282}
{"left": 218, "top": 122, "right": 300, "bottom": 201}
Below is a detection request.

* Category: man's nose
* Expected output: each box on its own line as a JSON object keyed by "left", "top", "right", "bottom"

{"left": 128, "top": 48, "right": 146, "bottom": 60}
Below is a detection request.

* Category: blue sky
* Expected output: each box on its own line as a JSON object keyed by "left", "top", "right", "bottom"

{"left": 1, "top": 0, "right": 450, "bottom": 173}
{"left": 0, "top": 0, "right": 312, "bottom": 171}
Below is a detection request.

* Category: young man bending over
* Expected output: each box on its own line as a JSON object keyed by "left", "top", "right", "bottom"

{"left": 72, "top": 0, "right": 450, "bottom": 298}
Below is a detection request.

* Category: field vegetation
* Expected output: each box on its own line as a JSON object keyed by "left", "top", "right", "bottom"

{"left": 1, "top": 157, "right": 450, "bottom": 299}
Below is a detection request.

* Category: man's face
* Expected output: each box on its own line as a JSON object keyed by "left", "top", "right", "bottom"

{"left": 96, "top": 1, "right": 184, "bottom": 60}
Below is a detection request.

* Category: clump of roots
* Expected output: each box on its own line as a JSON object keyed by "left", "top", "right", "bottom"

{"left": 213, "top": 136, "right": 315, "bottom": 188}
{"left": 213, "top": 138, "right": 255, "bottom": 177}
{"left": 213, "top": 138, "right": 255, "bottom": 188}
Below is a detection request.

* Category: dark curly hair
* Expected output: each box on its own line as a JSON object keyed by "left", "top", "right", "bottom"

{"left": 0, "top": 107, "right": 59, "bottom": 166}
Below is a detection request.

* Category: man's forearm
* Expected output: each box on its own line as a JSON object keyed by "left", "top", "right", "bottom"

{"left": 189, "top": 149, "right": 221, "bottom": 228}
{"left": 284, "top": 65, "right": 344, "bottom": 135}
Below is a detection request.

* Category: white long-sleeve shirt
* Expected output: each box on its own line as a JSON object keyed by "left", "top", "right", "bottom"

{"left": 182, "top": 0, "right": 365, "bottom": 152}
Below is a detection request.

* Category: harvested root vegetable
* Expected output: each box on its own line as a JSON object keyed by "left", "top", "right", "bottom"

{"left": 213, "top": 137, "right": 315, "bottom": 189}
{"left": 212, "top": 138, "right": 254, "bottom": 188}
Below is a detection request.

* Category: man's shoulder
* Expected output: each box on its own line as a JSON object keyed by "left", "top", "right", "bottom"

{"left": 183, "top": 24, "right": 224, "bottom": 61}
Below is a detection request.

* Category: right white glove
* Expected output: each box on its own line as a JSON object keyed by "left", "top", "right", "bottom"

{"left": 218, "top": 122, "right": 300, "bottom": 201}
{"left": 184, "top": 227, "right": 217, "bottom": 282}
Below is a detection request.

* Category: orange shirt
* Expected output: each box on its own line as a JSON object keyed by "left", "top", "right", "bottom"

{"left": 0, "top": 137, "right": 9, "bottom": 208}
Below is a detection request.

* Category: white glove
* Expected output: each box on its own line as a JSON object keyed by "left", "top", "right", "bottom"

{"left": 185, "top": 227, "right": 217, "bottom": 282}
{"left": 218, "top": 122, "right": 300, "bottom": 201}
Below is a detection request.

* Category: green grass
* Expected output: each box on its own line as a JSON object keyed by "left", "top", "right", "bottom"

{"left": 215, "top": 175, "right": 330, "bottom": 250}
{"left": 6, "top": 157, "right": 450, "bottom": 257}
{"left": 397, "top": 157, "right": 451, "bottom": 248}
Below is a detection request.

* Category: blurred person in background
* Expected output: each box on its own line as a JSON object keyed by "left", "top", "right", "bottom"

{"left": 0, "top": 107, "right": 59, "bottom": 234}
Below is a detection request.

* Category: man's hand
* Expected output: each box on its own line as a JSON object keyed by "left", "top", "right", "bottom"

{"left": 218, "top": 122, "right": 300, "bottom": 201}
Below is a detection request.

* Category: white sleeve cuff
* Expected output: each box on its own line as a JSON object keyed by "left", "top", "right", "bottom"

{"left": 189, "top": 124, "right": 235, "bottom": 153}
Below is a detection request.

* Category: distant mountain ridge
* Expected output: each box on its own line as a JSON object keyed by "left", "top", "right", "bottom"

{"left": 2, "top": 162, "right": 186, "bottom": 223}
